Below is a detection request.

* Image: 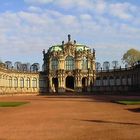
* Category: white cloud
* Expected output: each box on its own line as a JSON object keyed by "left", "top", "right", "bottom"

{"left": 95, "top": 0, "right": 106, "bottom": 14}
{"left": 24, "top": 0, "right": 54, "bottom": 5}
{"left": 80, "top": 14, "right": 92, "bottom": 20}
{"left": 0, "top": 0, "right": 140, "bottom": 64}
{"left": 109, "top": 2, "right": 136, "bottom": 19}
{"left": 27, "top": 6, "right": 43, "bottom": 13}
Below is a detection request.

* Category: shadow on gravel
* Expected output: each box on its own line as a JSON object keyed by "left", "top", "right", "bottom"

{"left": 79, "top": 119, "right": 140, "bottom": 126}
{"left": 127, "top": 108, "right": 140, "bottom": 113}
{"left": 43, "top": 95, "right": 140, "bottom": 103}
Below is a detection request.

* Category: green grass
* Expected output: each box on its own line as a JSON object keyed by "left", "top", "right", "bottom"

{"left": 115, "top": 100, "right": 140, "bottom": 105}
{"left": 0, "top": 102, "right": 29, "bottom": 107}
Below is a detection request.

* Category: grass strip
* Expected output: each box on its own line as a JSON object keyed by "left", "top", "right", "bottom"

{"left": 0, "top": 102, "right": 29, "bottom": 107}
{"left": 115, "top": 100, "right": 140, "bottom": 105}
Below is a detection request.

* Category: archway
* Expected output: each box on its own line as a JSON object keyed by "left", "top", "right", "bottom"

{"left": 52, "top": 78, "right": 58, "bottom": 92}
{"left": 82, "top": 77, "right": 87, "bottom": 92}
{"left": 66, "top": 76, "right": 74, "bottom": 91}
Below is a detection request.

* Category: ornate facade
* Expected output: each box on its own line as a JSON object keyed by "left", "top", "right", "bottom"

{"left": 0, "top": 35, "right": 139, "bottom": 95}
{"left": 42, "top": 35, "right": 96, "bottom": 93}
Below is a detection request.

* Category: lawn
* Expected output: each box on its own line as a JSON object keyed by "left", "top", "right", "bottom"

{"left": 0, "top": 102, "right": 29, "bottom": 107}
{"left": 115, "top": 100, "right": 140, "bottom": 105}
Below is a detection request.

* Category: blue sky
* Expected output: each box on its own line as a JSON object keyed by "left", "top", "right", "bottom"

{"left": 0, "top": 0, "right": 140, "bottom": 68}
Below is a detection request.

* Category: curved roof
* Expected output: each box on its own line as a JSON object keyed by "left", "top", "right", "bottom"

{"left": 76, "top": 44, "right": 90, "bottom": 51}
{"left": 48, "top": 45, "right": 62, "bottom": 52}
{"left": 48, "top": 44, "right": 90, "bottom": 52}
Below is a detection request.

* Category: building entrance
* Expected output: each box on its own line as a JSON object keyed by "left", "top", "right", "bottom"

{"left": 66, "top": 76, "right": 74, "bottom": 91}
{"left": 82, "top": 77, "right": 87, "bottom": 92}
{"left": 52, "top": 78, "right": 58, "bottom": 92}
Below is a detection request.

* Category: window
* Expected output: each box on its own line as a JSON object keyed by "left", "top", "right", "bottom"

{"left": 103, "top": 77, "right": 108, "bottom": 86}
{"left": 14, "top": 77, "right": 18, "bottom": 88}
{"left": 20, "top": 78, "right": 24, "bottom": 88}
{"left": 109, "top": 76, "right": 114, "bottom": 86}
{"left": 95, "top": 77, "right": 101, "bottom": 86}
{"left": 65, "top": 56, "right": 74, "bottom": 70}
{"left": 27, "top": 78, "right": 30, "bottom": 88}
{"left": 116, "top": 76, "right": 120, "bottom": 86}
{"left": 51, "top": 57, "right": 58, "bottom": 70}
{"left": 9, "top": 77, "right": 12, "bottom": 87}
{"left": 82, "top": 57, "right": 88, "bottom": 70}
{"left": 32, "top": 78, "right": 37, "bottom": 88}
{"left": 127, "top": 76, "right": 131, "bottom": 85}
{"left": 122, "top": 76, "right": 126, "bottom": 85}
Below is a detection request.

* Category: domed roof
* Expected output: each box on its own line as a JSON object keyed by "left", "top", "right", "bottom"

{"left": 48, "top": 45, "right": 62, "bottom": 52}
{"left": 75, "top": 44, "right": 90, "bottom": 51}
{"left": 47, "top": 35, "right": 90, "bottom": 53}
{"left": 48, "top": 44, "right": 90, "bottom": 52}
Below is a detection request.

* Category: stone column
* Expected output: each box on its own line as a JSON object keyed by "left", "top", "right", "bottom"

{"left": 49, "top": 76, "right": 53, "bottom": 92}
{"left": 58, "top": 70, "right": 65, "bottom": 93}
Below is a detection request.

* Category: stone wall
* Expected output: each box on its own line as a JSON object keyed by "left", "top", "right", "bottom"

{"left": 93, "top": 64, "right": 140, "bottom": 93}
{"left": 0, "top": 64, "right": 39, "bottom": 95}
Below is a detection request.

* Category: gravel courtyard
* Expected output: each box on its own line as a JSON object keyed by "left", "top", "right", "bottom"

{"left": 0, "top": 95, "right": 140, "bottom": 140}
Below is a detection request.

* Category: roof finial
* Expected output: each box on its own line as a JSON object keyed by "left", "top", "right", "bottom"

{"left": 62, "top": 41, "right": 64, "bottom": 45}
{"left": 68, "top": 34, "right": 71, "bottom": 42}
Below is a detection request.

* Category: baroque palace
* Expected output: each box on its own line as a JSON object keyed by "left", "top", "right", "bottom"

{"left": 0, "top": 35, "right": 140, "bottom": 95}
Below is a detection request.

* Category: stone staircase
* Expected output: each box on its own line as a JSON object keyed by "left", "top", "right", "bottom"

{"left": 65, "top": 87, "right": 75, "bottom": 92}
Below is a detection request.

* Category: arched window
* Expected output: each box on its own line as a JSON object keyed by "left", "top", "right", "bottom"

{"left": 65, "top": 56, "right": 74, "bottom": 70}
{"left": 109, "top": 76, "right": 114, "bottom": 86}
{"left": 103, "top": 77, "right": 108, "bottom": 86}
{"left": 51, "top": 57, "right": 58, "bottom": 70}
{"left": 14, "top": 77, "right": 18, "bottom": 88}
{"left": 82, "top": 57, "right": 88, "bottom": 70}
{"left": 95, "top": 77, "right": 101, "bottom": 86}
{"left": 9, "top": 77, "right": 12, "bottom": 87}
{"left": 127, "top": 75, "right": 132, "bottom": 85}
{"left": 116, "top": 76, "right": 121, "bottom": 86}
{"left": 20, "top": 78, "right": 24, "bottom": 88}
{"left": 122, "top": 76, "right": 126, "bottom": 85}
{"left": 32, "top": 78, "right": 37, "bottom": 88}
{"left": 26, "top": 78, "right": 30, "bottom": 88}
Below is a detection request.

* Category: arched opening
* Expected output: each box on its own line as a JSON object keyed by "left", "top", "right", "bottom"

{"left": 52, "top": 78, "right": 58, "bottom": 92}
{"left": 82, "top": 77, "right": 87, "bottom": 92}
{"left": 66, "top": 76, "right": 74, "bottom": 91}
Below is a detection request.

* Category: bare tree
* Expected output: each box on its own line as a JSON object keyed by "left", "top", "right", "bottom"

{"left": 103, "top": 61, "right": 110, "bottom": 70}
{"left": 14, "top": 62, "right": 22, "bottom": 70}
{"left": 95, "top": 62, "right": 101, "bottom": 71}
{"left": 30, "top": 63, "right": 40, "bottom": 72}
{"left": 26, "top": 63, "right": 31, "bottom": 71}
{"left": 112, "top": 61, "right": 119, "bottom": 69}
{"left": 5, "top": 61, "right": 12, "bottom": 69}
{"left": 21, "top": 64, "right": 28, "bottom": 71}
